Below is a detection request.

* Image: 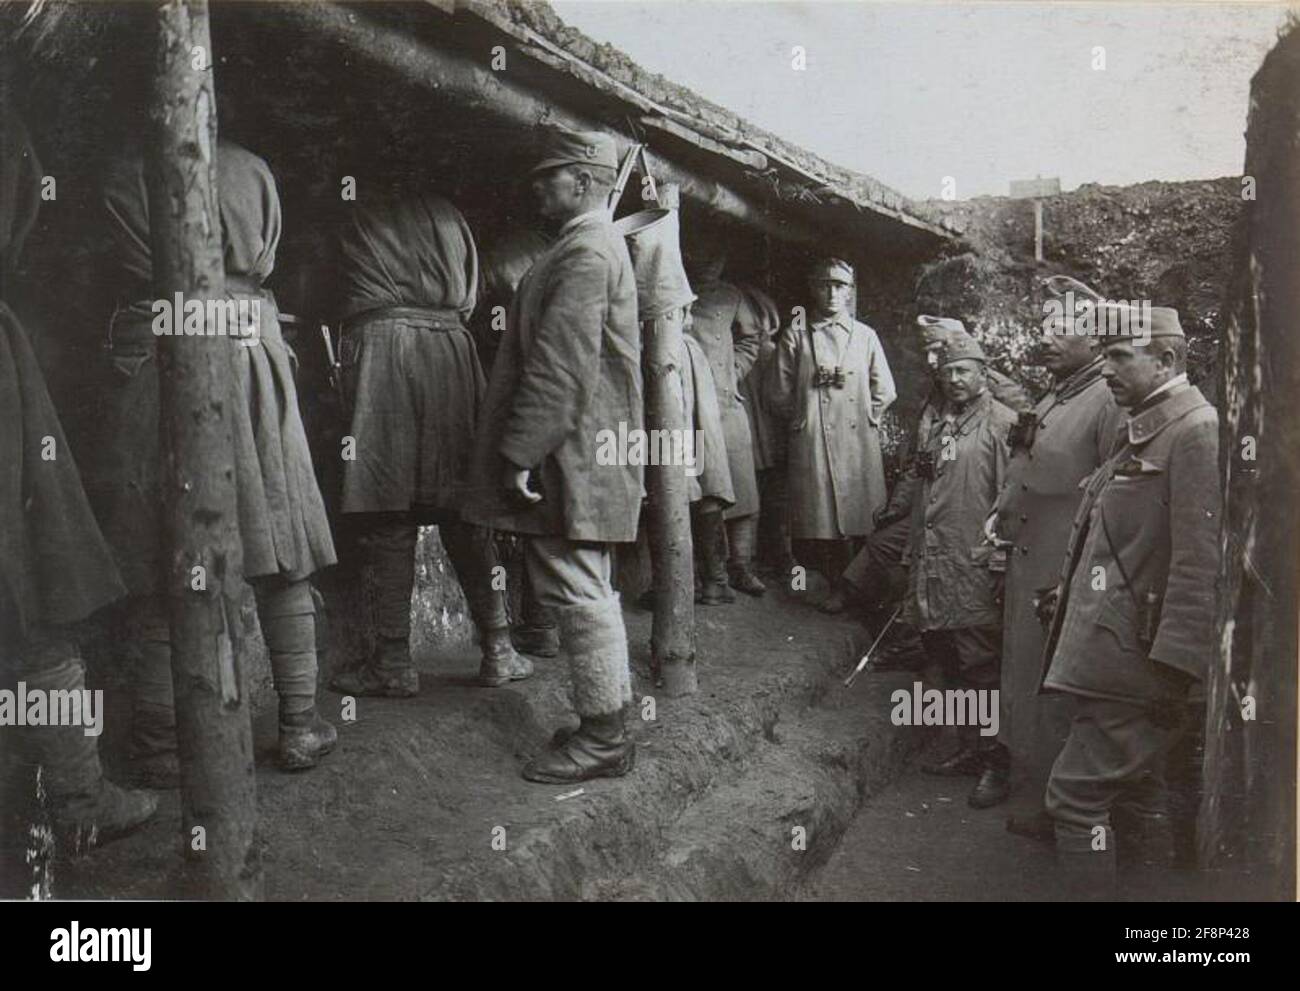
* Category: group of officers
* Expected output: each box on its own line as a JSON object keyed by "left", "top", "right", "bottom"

{"left": 2, "top": 111, "right": 1219, "bottom": 900}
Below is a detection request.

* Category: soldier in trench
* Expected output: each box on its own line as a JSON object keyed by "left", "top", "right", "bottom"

{"left": 896, "top": 329, "right": 1016, "bottom": 809}
{"left": 465, "top": 127, "right": 640, "bottom": 784}
{"left": 0, "top": 105, "right": 156, "bottom": 863}
{"left": 327, "top": 192, "right": 533, "bottom": 697}
{"left": 86, "top": 140, "right": 338, "bottom": 778}
{"left": 766, "top": 257, "right": 896, "bottom": 609}
{"left": 1039, "top": 304, "right": 1219, "bottom": 899}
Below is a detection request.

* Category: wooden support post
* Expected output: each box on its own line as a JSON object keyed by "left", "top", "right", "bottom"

{"left": 1033, "top": 199, "right": 1044, "bottom": 262}
{"left": 644, "top": 184, "right": 697, "bottom": 696}
{"left": 147, "top": 0, "right": 261, "bottom": 900}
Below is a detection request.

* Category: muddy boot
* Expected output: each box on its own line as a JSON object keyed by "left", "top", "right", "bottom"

{"left": 279, "top": 706, "right": 339, "bottom": 772}
{"left": 726, "top": 516, "right": 767, "bottom": 597}
{"left": 523, "top": 711, "right": 634, "bottom": 784}
{"left": 968, "top": 744, "right": 1012, "bottom": 809}
{"left": 129, "top": 610, "right": 180, "bottom": 789}
{"left": 479, "top": 626, "right": 535, "bottom": 687}
{"left": 26, "top": 656, "right": 158, "bottom": 856}
{"left": 524, "top": 595, "right": 635, "bottom": 783}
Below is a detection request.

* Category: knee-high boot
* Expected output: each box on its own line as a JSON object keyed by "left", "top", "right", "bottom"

{"left": 441, "top": 522, "right": 534, "bottom": 687}
{"left": 331, "top": 515, "right": 420, "bottom": 698}
{"left": 694, "top": 507, "right": 733, "bottom": 604}
{"left": 726, "top": 514, "right": 766, "bottom": 597}
{"left": 522, "top": 594, "right": 634, "bottom": 783}
{"left": 256, "top": 579, "right": 337, "bottom": 771}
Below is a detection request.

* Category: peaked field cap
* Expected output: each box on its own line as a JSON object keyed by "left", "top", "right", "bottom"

{"left": 1096, "top": 303, "right": 1185, "bottom": 341}
{"left": 916, "top": 313, "right": 967, "bottom": 349}
{"left": 809, "top": 257, "right": 855, "bottom": 284}
{"left": 530, "top": 127, "right": 619, "bottom": 174}
{"left": 936, "top": 333, "right": 987, "bottom": 367}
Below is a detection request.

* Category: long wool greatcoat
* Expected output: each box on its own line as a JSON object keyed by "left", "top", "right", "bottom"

{"left": 767, "top": 311, "right": 897, "bottom": 539}
{"left": 337, "top": 193, "right": 485, "bottom": 516}
{"left": 902, "top": 389, "right": 1015, "bottom": 631}
{"left": 85, "top": 141, "right": 336, "bottom": 593}
{"left": 687, "top": 279, "right": 761, "bottom": 519}
{"left": 466, "top": 211, "right": 643, "bottom": 543}
{"left": 1042, "top": 383, "right": 1220, "bottom": 704}
{"left": 0, "top": 109, "right": 125, "bottom": 644}
{"left": 993, "top": 358, "right": 1122, "bottom": 788}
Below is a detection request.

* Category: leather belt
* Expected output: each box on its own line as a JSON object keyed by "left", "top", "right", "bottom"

{"left": 341, "top": 305, "right": 466, "bottom": 333}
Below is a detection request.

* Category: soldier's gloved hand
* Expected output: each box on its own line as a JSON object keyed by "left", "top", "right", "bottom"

{"left": 1033, "top": 586, "right": 1059, "bottom": 630}
{"left": 502, "top": 465, "right": 543, "bottom": 507}
{"left": 1148, "top": 660, "right": 1195, "bottom": 731}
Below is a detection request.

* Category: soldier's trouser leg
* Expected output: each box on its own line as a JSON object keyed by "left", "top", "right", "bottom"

{"left": 252, "top": 578, "right": 319, "bottom": 718}
{"left": 1046, "top": 697, "right": 1181, "bottom": 899}
{"left": 125, "top": 597, "right": 178, "bottom": 783}
{"left": 360, "top": 513, "right": 418, "bottom": 672}
{"left": 513, "top": 547, "right": 559, "bottom": 657}
{"left": 521, "top": 537, "right": 633, "bottom": 783}
{"left": 440, "top": 520, "right": 532, "bottom": 685}
{"left": 253, "top": 577, "right": 337, "bottom": 771}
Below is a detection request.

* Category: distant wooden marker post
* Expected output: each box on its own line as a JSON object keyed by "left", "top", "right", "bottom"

{"left": 1009, "top": 176, "right": 1060, "bottom": 262}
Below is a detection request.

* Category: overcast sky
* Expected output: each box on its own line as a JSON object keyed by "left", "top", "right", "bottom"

{"left": 550, "top": 0, "right": 1295, "bottom": 199}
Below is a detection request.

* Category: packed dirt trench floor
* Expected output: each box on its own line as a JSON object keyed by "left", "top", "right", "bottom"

{"left": 3, "top": 576, "right": 1273, "bottom": 901}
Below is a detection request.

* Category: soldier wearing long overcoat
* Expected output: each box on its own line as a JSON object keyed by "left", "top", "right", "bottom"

{"left": 1040, "top": 304, "right": 1219, "bottom": 897}
{"left": 767, "top": 258, "right": 896, "bottom": 598}
{"left": 993, "top": 311, "right": 1122, "bottom": 835}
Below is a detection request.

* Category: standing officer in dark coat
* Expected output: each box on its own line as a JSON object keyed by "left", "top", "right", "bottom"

{"left": 991, "top": 278, "right": 1122, "bottom": 840}
{"left": 466, "top": 128, "right": 641, "bottom": 784}
{"left": 1040, "top": 303, "right": 1219, "bottom": 897}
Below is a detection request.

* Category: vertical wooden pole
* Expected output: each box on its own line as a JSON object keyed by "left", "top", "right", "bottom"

{"left": 147, "top": 0, "right": 261, "bottom": 900}
{"left": 1033, "top": 199, "right": 1044, "bottom": 262}
{"left": 644, "top": 185, "right": 698, "bottom": 696}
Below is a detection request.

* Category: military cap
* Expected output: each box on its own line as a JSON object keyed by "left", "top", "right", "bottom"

{"left": 1094, "top": 302, "right": 1185, "bottom": 342}
{"left": 808, "top": 257, "right": 855, "bottom": 286}
{"left": 916, "top": 314, "right": 968, "bottom": 350}
{"left": 530, "top": 127, "right": 619, "bottom": 174}
{"left": 936, "top": 333, "right": 987, "bottom": 368}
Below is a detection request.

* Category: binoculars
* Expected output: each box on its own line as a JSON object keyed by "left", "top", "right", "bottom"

{"left": 814, "top": 365, "right": 846, "bottom": 390}
{"left": 1008, "top": 410, "right": 1038, "bottom": 451}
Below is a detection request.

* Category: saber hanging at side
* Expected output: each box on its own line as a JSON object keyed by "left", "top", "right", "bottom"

{"left": 843, "top": 606, "right": 902, "bottom": 687}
